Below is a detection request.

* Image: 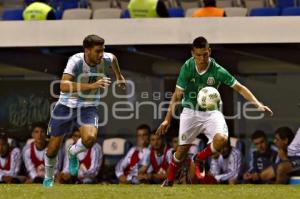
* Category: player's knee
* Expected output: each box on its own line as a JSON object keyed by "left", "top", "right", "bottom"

{"left": 212, "top": 133, "right": 228, "bottom": 152}
{"left": 260, "top": 167, "right": 274, "bottom": 181}
{"left": 46, "top": 145, "right": 59, "bottom": 158}
{"left": 276, "top": 163, "right": 288, "bottom": 176}
{"left": 82, "top": 135, "right": 97, "bottom": 148}
{"left": 175, "top": 145, "right": 191, "bottom": 161}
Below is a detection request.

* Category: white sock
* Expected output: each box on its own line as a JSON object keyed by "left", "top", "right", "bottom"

{"left": 44, "top": 154, "right": 57, "bottom": 179}
{"left": 69, "top": 138, "right": 88, "bottom": 156}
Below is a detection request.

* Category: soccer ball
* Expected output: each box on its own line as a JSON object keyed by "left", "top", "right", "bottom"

{"left": 197, "top": 87, "right": 221, "bottom": 110}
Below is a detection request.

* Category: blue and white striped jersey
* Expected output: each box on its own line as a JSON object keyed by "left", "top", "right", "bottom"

{"left": 210, "top": 147, "right": 241, "bottom": 182}
{"left": 58, "top": 52, "right": 113, "bottom": 108}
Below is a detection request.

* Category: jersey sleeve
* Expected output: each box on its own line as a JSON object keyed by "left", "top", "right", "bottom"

{"left": 63, "top": 56, "right": 77, "bottom": 76}
{"left": 176, "top": 63, "right": 189, "bottom": 90}
{"left": 214, "top": 149, "right": 241, "bottom": 182}
{"left": 103, "top": 52, "right": 114, "bottom": 68}
{"left": 217, "top": 66, "right": 237, "bottom": 87}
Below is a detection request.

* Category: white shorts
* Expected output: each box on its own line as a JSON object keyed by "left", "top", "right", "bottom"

{"left": 179, "top": 108, "right": 229, "bottom": 145}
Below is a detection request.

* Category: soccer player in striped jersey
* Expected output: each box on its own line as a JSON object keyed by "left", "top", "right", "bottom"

{"left": 156, "top": 36, "right": 273, "bottom": 187}
{"left": 209, "top": 142, "right": 242, "bottom": 184}
{"left": 43, "top": 35, "right": 126, "bottom": 187}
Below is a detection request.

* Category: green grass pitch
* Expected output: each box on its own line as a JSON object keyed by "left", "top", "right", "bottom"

{"left": 0, "top": 184, "right": 300, "bottom": 199}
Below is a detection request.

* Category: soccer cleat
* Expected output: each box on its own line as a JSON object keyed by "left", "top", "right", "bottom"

{"left": 43, "top": 177, "right": 54, "bottom": 188}
{"left": 68, "top": 145, "right": 79, "bottom": 177}
{"left": 161, "top": 179, "right": 174, "bottom": 187}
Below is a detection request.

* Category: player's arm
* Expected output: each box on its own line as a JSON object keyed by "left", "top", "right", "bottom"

{"left": 156, "top": 87, "right": 184, "bottom": 136}
{"left": 232, "top": 81, "right": 273, "bottom": 116}
{"left": 60, "top": 74, "right": 111, "bottom": 93}
{"left": 137, "top": 165, "right": 149, "bottom": 181}
{"left": 111, "top": 54, "right": 126, "bottom": 89}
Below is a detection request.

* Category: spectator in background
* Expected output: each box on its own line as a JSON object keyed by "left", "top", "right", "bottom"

{"left": 144, "top": 131, "right": 169, "bottom": 184}
{"left": 208, "top": 142, "right": 242, "bottom": 184}
{"left": 243, "top": 130, "right": 277, "bottom": 183}
{"left": 128, "top": 0, "right": 169, "bottom": 18}
{"left": 23, "top": 0, "right": 56, "bottom": 20}
{"left": 22, "top": 122, "right": 48, "bottom": 183}
{"left": 0, "top": 132, "right": 22, "bottom": 183}
{"left": 259, "top": 127, "right": 295, "bottom": 183}
{"left": 276, "top": 127, "right": 300, "bottom": 183}
{"left": 57, "top": 128, "right": 103, "bottom": 184}
{"left": 192, "top": 0, "right": 226, "bottom": 17}
{"left": 115, "top": 124, "right": 151, "bottom": 184}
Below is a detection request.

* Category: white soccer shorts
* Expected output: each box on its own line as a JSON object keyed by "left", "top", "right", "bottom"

{"left": 178, "top": 108, "right": 229, "bottom": 145}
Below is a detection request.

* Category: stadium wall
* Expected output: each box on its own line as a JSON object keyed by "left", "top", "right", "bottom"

{"left": 0, "top": 17, "right": 300, "bottom": 47}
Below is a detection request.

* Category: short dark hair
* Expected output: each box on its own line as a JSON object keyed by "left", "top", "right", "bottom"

{"left": 275, "top": 127, "right": 294, "bottom": 145}
{"left": 136, "top": 124, "right": 151, "bottom": 134}
{"left": 192, "top": 36, "right": 209, "bottom": 49}
{"left": 83, "top": 35, "right": 105, "bottom": 49}
{"left": 31, "top": 122, "right": 47, "bottom": 133}
{"left": 251, "top": 130, "right": 267, "bottom": 140}
{"left": 203, "top": 0, "right": 216, "bottom": 7}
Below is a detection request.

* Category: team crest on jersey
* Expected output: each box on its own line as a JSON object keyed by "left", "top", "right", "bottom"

{"left": 207, "top": 77, "right": 215, "bottom": 85}
{"left": 190, "top": 78, "right": 195, "bottom": 83}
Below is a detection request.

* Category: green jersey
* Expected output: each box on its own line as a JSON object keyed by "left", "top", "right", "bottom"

{"left": 176, "top": 57, "right": 237, "bottom": 110}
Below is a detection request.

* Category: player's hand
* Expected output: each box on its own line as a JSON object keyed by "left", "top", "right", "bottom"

{"left": 116, "top": 75, "right": 126, "bottom": 90}
{"left": 257, "top": 105, "right": 273, "bottom": 116}
{"left": 278, "top": 148, "right": 288, "bottom": 161}
{"left": 91, "top": 77, "right": 111, "bottom": 89}
{"left": 156, "top": 120, "right": 170, "bottom": 136}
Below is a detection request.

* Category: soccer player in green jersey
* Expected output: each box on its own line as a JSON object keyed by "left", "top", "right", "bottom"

{"left": 156, "top": 36, "right": 273, "bottom": 187}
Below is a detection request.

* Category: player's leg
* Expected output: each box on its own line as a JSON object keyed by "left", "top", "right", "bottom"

{"left": 195, "top": 133, "right": 228, "bottom": 161}
{"left": 43, "top": 103, "right": 74, "bottom": 188}
{"left": 68, "top": 106, "right": 98, "bottom": 176}
{"left": 275, "top": 161, "right": 293, "bottom": 184}
{"left": 44, "top": 135, "right": 64, "bottom": 186}
{"left": 194, "top": 111, "right": 228, "bottom": 175}
{"left": 68, "top": 124, "right": 97, "bottom": 155}
{"left": 163, "top": 144, "right": 191, "bottom": 186}
{"left": 259, "top": 165, "right": 276, "bottom": 182}
{"left": 162, "top": 108, "right": 201, "bottom": 187}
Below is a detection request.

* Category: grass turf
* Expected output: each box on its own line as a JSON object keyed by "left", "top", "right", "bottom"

{"left": 0, "top": 184, "right": 299, "bottom": 199}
